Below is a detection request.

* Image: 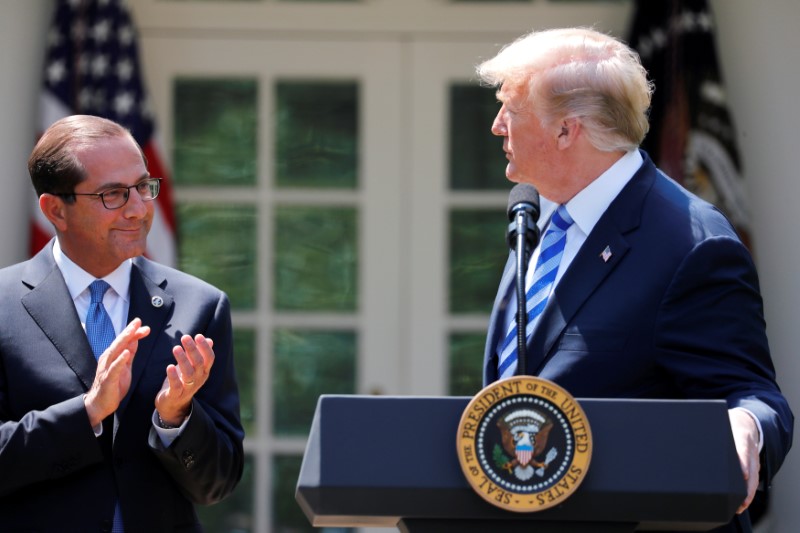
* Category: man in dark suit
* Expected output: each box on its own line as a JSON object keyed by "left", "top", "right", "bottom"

{"left": 0, "top": 115, "right": 244, "bottom": 531}
{"left": 478, "top": 28, "right": 792, "bottom": 532}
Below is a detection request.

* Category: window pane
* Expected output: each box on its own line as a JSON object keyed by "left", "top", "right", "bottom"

{"left": 197, "top": 454, "right": 255, "bottom": 532}
{"left": 449, "top": 333, "right": 486, "bottom": 396}
{"left": 272, "top": 329, "right": 356, "bottom": 436}
{"left": 173, "top": 78, "right": 258, "bottom": 186}
{"left": 273, "top": 455, "right": 353, "bottom": 532}
{"left": 275, "top": 81, "right": 358, "bottom": 189}
{"left": 177, "top": 203, "right": 257, "bottom": 310}
{"left": 273, "top": 455, "right": 310, "bottom": 532}
{"left": 449, "top": 209, "right": 507, "bottom": 313}
{"left": 233, "top": 328, "right": 256, "bottom": 437}
{"left": 274, "top": 206, "right": 358, "bottom": 311}
{"left": 449, "top": 84, "right": 508, "bottom": 190}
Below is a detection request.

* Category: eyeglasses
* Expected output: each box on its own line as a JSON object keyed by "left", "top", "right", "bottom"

{"left": 62, "top": 178, "right": 161, "bottom": 210}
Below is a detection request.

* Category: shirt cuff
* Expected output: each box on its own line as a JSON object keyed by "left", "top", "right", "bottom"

{"left": 83, "top": 394, "right": 103, "bottom": 437}
{"left": 152, "top": 409, "right": 191, "bottom": 447}
{"left": 732, "top": 406, "right": 764, "bottom": 452}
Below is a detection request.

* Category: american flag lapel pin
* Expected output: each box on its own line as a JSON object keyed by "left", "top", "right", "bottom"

{"left": 600, "top": 245, "right": 612, "bottom": 263}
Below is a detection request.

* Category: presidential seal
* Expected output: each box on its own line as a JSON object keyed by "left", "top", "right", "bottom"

{"left": 456, "top": 376, "right": 592, "bottom": 512}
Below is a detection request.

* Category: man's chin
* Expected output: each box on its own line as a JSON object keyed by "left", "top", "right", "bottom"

{"left": 114, "top": 239, "right": 148, "bottom": 261}
{"left": 505, "top": 163, "right": 526, "bottom": 183}
{"left": 505, "top": 169, "right": 524, "bottom": 185}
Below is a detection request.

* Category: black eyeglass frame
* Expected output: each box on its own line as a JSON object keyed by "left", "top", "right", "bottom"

{"left": 58, "top": 177, "right": 162, "bottom": 210}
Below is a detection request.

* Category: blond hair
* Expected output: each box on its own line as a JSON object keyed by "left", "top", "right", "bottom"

{"left": 477, "top": 28, "right": 653, "bottom": 152}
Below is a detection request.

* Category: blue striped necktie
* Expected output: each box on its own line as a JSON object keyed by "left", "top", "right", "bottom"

{"left": 85, "top": 280, "right": 125, "bottom": 533}
{"left": 497, "top": 205, "right": 574, "bottom": 379}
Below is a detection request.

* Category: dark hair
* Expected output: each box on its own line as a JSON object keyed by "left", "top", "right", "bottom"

{"left": 28, "top": 115, "right": 147, "bottom": 199}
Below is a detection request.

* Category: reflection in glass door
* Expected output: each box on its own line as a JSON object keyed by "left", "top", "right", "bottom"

{"left": 142, "top": 36, "right": 404, "bottom": 531}
{"left": 406, "top": 40, "right": 514, "bottom": 400}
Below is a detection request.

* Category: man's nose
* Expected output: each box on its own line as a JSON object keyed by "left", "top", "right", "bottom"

{"left": 123, "top": 188, "right": 148, "bottom": 217}
{"left": 491, "top": 111, "right": 507, "bottom": 136}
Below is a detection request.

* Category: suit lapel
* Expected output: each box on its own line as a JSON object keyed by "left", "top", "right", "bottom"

{"left": 526, "top": 155, "right": 658, "bottom": 374}
{"left": 526, "top": 229, "right": 631, "bottom": 373}
{"left": 116, "top": 258, "right": 173, "bottom": 419}
{"left": 484, "top": 254, "right": 517, "bottom": 383}
{"left": 20, "top": 243, "right": 97, "bottom": 391}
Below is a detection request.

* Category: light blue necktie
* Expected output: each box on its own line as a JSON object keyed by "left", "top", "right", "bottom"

{"left": 497, "top": 205, "right": 574, "bottom": 379}
{"left": 85, "top": 280, "right": 124, "bottom": 533}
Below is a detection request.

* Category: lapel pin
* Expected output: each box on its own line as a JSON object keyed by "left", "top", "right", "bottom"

{"left": 600, "top": 245, "right": 612, "bottom": 263}
{"left": 151, "top": 296, "right": 164, "bottom": 308}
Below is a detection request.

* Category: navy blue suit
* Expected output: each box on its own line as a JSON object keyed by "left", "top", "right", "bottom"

{"left": 0, "top": 241, "right": 244, "bottom": 531}
{"left": 483, "top": 152, "right": 792, "bottom": 532}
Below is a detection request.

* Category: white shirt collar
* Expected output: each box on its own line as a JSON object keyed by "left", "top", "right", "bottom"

{"left": 53, "top": 238, "right": 132, "bottom": 302}
{"left": 563, "top": 149, "right": 643, "bottom": 235}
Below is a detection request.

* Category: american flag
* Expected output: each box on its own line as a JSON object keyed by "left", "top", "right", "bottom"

{"left": 627, "top": 0, "right": 750, "bottom": 248}
{"left": 32, "top": 0, "right": 176, "bottom": 266}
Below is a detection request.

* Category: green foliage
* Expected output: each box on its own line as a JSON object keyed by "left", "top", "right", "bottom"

{"left": 493, "top": 444, "right": 510, "bottom": 469}
{"left": 449, "top": 209, "right": 507, "bottom": 313}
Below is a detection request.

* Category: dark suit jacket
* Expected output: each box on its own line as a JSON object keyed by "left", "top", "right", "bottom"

{"left": 483, "top": 152, "right": 793, "bottom": 532}
{"left": 0, "top": 241, "right": 245, "bottom": 532}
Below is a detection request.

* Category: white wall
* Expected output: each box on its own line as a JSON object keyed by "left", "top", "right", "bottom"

{"left": 712, "top": 1, "right": 800, "bottom": 530}
{"left": 0, "top": 0, "right": 51, "bottom": 266}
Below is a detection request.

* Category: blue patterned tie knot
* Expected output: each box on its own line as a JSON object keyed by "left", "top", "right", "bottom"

{"left": 548, "top": 204, "right": 574, "bottom": 232}
{"left": 89, "top": 279, "right": 109, "bottom": 303}
{"left": 86, "top": 280, "right": 115, "bottom": 360}
{"left": 498, "top": 205, "right": 574, "bottom": 378}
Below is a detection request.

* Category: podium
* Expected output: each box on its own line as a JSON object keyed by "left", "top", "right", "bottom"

{"left": 296, "top": 395, "right": 745, "bottom": 532}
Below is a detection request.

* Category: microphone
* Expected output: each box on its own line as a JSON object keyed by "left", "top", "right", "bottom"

{"left": 506, "top": 183, "right": 541, "bottom": 254}
{"left": 505, "top": 183, "right": 541, "bottom": 377}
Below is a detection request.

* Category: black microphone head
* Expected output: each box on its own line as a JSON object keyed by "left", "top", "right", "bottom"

{"left": 506, "top": 183, "right": 541, "bottom": 253}
{"left": 507, "top": 183, "right": 540, "bottom": 221}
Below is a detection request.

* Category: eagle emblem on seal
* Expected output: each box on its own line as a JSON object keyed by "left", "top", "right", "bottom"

{"left": 496, "top": 409, "right": 558, "bottom": 481}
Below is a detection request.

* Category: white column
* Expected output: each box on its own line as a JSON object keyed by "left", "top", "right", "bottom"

{"left": 712, "top": 0, "right": 800, "bottom": 530}
{"left": 0, "top": 0, "right": 53, "bottom": 267}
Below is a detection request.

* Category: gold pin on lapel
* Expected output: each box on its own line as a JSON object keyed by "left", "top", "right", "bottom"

{"left": 600, "top": 245, "right": 612, "bottom": 263}
{"left": 151, "top": 296, "right": 164, "bottom": 308}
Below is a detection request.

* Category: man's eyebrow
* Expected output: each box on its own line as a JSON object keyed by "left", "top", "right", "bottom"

{"left": 95, "top": 173, "right": 152, "bottom": 191}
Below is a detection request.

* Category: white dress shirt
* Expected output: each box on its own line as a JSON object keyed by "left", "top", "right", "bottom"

{"left": 53, "top": 239, "right": 187, "bottom": 445}
{"left": 501, "top": 149, "right": 643, "bottom": 339}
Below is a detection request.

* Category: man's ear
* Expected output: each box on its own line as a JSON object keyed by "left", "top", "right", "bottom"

{"left": 39, "top": 193, "right": 68, "bottom": 232}
{"left": 556, "top": 118, "right": 580, "bottom": 149}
